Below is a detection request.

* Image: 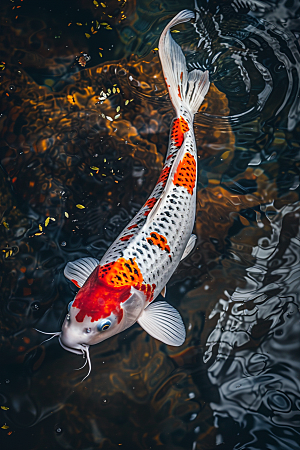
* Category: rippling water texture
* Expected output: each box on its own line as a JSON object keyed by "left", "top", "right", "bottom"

{"left": 0, "top": 0, "right": 300, "bottom": 449}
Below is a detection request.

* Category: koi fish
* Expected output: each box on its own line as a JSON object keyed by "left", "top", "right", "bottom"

{"left": 37, "top": 9, "right": 210, "bottom": 379}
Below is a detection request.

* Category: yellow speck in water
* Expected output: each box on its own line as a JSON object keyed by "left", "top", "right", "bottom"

{"left": 221, "top": 151, "right": 230, "bottom": 160}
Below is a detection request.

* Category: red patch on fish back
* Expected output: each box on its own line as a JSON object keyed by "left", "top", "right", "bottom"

{"left": 171, "top": 116, "right": 189, "bottom": 148}
{"left": 73, "top": 258, "right": 156, "bottom": 322}
{"left": 144, "top": 197, "right": 157, "bottom": 216}
{"left": 178, "top": 85, "right": 182, "bottom": 99}
{"left": 173, "top": 152, "right": 196, "bottom": 195}
{"left": 146, "top": 232, "right": 170, "bottom": 253}
{"left": 128, "top": 224, "right": 138, "bottom": 230}
{"left": 120, "top": 234, "right": 133, "bottom": 242}
{"left": 157, "top": 166, "right": 170, "bottom": 187}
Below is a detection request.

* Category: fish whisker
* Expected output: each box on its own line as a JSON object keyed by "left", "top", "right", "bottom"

{"left": 81, "top": 346, "right": 91, "bottom": 382}
{"left": 75, "top": 355, "right": 88, "bottom": 371}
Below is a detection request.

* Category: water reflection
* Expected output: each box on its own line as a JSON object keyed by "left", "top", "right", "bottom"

{"left": 0, "top": 0, "right": 300, "bottom": 449}
{"left": 204, "top": 202, "right": 300, "bottom": 448}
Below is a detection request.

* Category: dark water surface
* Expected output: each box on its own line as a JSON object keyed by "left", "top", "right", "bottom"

{"left": 1, "top": 0, "right": 300, "bottom": 449}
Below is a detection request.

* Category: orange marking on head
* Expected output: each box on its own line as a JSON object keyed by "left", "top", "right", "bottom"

{"left": 173, "top": 152, "right": 196, "bottom": 195}
{"left": 146, "top": 232, "right": 170, "bottom": 253}
{"left": 171, "top": 116, "right": 189, "bottom": 148}
{"left": 120, "top": 234, "right": 133, "bottom": 242}
{"left": 73, "top": 257, "right": 156, "bottom": 322}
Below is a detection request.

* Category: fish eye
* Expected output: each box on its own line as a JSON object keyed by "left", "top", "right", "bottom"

{"left": 85, "top": 328, "right": 91, "bottom": 334}
{"left": 97, "top": 320, "right": 112, "bottom": 332}
{"left": 68, "top": 300, "right": 74, "bottom": 311}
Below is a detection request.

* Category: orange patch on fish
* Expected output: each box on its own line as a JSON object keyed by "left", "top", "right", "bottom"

{"left": 146, "top": 232, "right": 170, "bottom": 253}
{"left": 173, "top": 152, "right": 196, "bottom": 195}
{"left": 98, "top": 257, "right": 144, "bottom": 287}
{"left": 171, "top": 116, "right": 189, "bottom": 148}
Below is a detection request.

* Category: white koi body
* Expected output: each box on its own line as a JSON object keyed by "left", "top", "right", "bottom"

{"left": 44, "top": 9, "right": 210, "bottom": 377}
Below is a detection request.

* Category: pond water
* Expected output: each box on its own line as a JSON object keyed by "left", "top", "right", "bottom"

{"left": 0, "top": 0, "right": 300, "bottom": 449}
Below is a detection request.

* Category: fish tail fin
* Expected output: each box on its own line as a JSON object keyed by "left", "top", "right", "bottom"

{"left": 158, "top": 9, "right": 210, "bottom": 116}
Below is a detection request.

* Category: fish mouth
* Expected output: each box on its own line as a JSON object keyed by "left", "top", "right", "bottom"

{"left": 58, "top": 336, "right": 86, "bottom": 355}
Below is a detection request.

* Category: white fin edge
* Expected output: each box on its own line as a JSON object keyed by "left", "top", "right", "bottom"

{"left": 137, "top": 301, "right": 186, "bottom": 346}
{"left": 181, "top": 234, "right": 197, "bottom": 260}
{"left": 158, "top": 9, "right": 210, "bottom": 115}
{"left": 64, "top": 257, "right": 99, "bottom": 288}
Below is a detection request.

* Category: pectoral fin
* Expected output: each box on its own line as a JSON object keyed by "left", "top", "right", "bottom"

{"left": 64, "top": 257, "right": 99, "bottom": 288}
{"left": 181, "top": 234, "right": 197, "bottom": 261}
{"left": 160, "top": 286, "right": 167, "bottom": 298}
{"left": 137, "top": 301, "right": 186, "bottom": 346}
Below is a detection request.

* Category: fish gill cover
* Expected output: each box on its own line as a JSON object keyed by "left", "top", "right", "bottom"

{"left": 0, "top": 0, "right": 300, "bottom": 449}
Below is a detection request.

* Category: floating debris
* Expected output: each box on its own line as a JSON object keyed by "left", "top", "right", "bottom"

{"left": 75, "top": 53, "right": 91, "bottom": 68}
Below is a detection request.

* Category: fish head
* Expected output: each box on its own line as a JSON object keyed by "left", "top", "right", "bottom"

{"left": 59, "top": 267, "right": 146, "bottom": 352}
